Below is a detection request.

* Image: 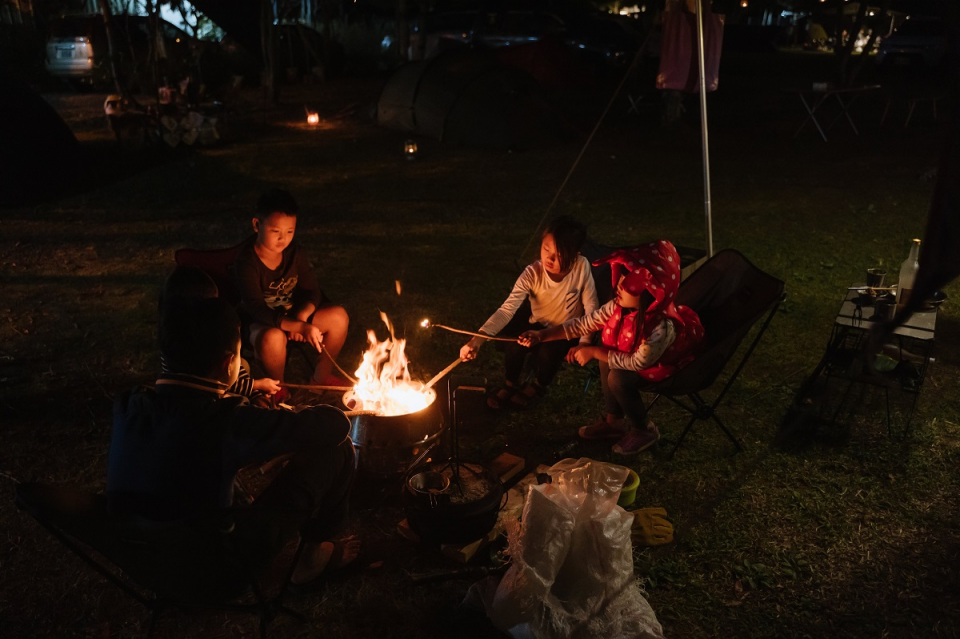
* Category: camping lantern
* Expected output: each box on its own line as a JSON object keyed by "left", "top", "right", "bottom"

{"left": 306, "top": 111, "right": 320, "bottom": 126}
{"left": 404, "top": 140, "right": 418, "bottom": 160}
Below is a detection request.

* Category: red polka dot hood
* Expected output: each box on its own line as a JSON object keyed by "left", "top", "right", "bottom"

{"left": 593, "top": 241, "right": 705, "bottom": 376}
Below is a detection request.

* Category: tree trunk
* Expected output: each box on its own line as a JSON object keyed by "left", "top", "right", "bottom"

{"left": 96, "top": 0, "right": 123, "bottom": 95}
{"left": 261, "top": 0, "right": 279, "bottom": 104}
{"left": 834, "top": 0, "right": 868, "bottom": 87}
{"left": 396, "top": 0, "right": 409, "bottom": 62}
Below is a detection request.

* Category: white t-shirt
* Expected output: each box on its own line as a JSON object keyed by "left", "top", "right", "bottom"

{"left": 479, "top": 256, "right": 599, "bottom": 344}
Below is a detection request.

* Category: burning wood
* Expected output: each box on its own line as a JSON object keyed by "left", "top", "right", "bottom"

{"left": 346, "top": 312, "right": 435, "bottom": 417}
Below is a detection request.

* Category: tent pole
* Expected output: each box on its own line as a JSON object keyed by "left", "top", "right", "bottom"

{"left": 695, "top": 0, "right": 714, "bottom": 257}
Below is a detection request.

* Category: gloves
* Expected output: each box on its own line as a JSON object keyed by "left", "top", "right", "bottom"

{"left": 631, "top": 507, "right": 674, "bottom": 546}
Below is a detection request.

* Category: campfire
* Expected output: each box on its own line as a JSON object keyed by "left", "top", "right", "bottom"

{"left": 344, "top": 312, "right": 435, "bottom": 417}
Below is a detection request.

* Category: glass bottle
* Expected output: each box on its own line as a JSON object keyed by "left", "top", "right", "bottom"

{"left": 896, "top": 238, "right": 921, "bottom": 308}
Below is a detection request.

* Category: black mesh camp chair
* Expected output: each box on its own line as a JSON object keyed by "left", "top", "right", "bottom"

{"left": 14, "top": 482, "right": 306, "bottom": 638}
{"left": 637, "top": 249, "right": 786, "bottom": 458}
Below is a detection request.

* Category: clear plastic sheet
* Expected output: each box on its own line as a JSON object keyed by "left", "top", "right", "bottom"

{"left": 465, "top": 458, "right": 665, "bottom": 639}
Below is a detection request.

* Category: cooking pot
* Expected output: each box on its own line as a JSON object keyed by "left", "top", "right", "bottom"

{"left": 403, "top": 461, "right": 505, "bottom": 544}
{"left": 343, "top": 390, "right": 445, "bottom": 477}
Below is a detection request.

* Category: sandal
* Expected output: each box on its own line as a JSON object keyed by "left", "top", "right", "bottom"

{"left": 289, "top": 536, "right": 361, "bottom": 594}
{"left": 510, "top": 382, "right": 546, "bottom": 409}
{"left": 486, "top": 384, "right": 517, "bottom": 410}
{"left": 578, "top": 416, "right": 627, "bottom": 440}
{"left": 612, "top": 424, "right": 660, "bottom": 456}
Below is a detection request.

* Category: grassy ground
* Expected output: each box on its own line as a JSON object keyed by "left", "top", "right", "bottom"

{"left": 1, "top": 51, "right": 958, "bottom": 638}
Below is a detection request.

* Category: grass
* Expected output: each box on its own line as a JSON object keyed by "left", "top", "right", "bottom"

{"left": 1, "top": 51, "right": 958, "bottom": 638}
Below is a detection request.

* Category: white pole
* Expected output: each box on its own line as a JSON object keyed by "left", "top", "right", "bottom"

{"left": 695, "top": 0, "right": 715, "bottom": 257}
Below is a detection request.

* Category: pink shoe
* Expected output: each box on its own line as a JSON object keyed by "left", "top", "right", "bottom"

{"left": 612, "top": 424, "right": 660, "bottom": 456}
{"left": 578, "top": 417, "right": 627, "bottom": 440}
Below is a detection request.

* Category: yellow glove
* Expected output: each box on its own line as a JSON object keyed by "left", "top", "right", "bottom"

{"left": 631, "top": 507, "right": 674, "bottom": 546}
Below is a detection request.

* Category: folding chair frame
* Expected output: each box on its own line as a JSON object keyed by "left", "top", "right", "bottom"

{"left": 649, "top": 292, "right": 786, "bottom": 459}
{"left": 15, "top": 483, "right": 307, "bottom": 639}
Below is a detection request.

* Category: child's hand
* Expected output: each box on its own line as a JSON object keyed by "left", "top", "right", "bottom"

{"left": 460, "top": 337, "right": 483, "bottom": 361}
{"left": 253, "top": 378, "right": 281, "bottom": 394}
{"left": 566, "top": 345, "right": 585, "bottom": 363}
{"left": 518, "top": 330, "right": 541, "bottom": 348}
{"left": 299, "top": 323, "right": 324, "bottom": 352}
{"left": 573, "top": 346, "right": 598, "bottom": 366}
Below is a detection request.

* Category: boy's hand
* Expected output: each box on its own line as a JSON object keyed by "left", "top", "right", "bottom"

{"left": 518, "top": 330, "right": 541, "bottom": 348}
{"left": 460, "top": 337, "right": 483, "bottom": 361}
{"left": 299, "top": 323, "right": 324, "bottom": 352}
{"left": 253, "top": 378, "right": 281, "bottom": 394}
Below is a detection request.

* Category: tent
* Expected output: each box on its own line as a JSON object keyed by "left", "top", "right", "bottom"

{"left": 0, "top": 75, "right": 80, "bottom": 208}
{"left": 377, "top": 47, "right": 566, "bottom": 150}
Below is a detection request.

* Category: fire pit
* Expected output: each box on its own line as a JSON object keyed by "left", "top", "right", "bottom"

{"left": 342, "top": 312, "right": 446, "bottom": 476}
{"left": 344, "top": 389, "right": 444, "bottom": 476}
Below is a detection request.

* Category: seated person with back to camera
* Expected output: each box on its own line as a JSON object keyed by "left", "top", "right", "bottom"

{"left": 107, "top": 297, "right": 360, "bottom": 587}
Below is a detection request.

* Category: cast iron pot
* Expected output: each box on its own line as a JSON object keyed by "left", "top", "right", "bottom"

{"left": 402, "top": 461, "right": 505, "bottom": 544}
{"left": 343, "top": 390, "right": 445, "bottom": 477}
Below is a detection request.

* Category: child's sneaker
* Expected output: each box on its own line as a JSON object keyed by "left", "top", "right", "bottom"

{"left": 272, "top": 388, "right": 292, "bottom": 407}
{"left": 578, "top": 416, "right": 627, "bottom": 440}
{"left": 612, "top": 423, "right": 660, "bottom": 455}
{"left": 311, "top": 375, "right": 352, "bottom": 388}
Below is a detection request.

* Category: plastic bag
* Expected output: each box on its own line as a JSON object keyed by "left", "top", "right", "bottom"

{"left": 465, "top": 458, "right": 665, "bottom": 639}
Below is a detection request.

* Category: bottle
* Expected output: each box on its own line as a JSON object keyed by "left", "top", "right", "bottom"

{"left": 896, "top": 239, "right": 921, "bottom": 308}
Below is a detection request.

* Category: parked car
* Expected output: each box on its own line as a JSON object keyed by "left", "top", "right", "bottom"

{"left": 876, "top": 17, "right": 947, "bottom": 69}
{"left": 45, "top": 14, "right": 194, "bottom": 87}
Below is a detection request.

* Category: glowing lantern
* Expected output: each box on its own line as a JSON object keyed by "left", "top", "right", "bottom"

{"left": 306, "top": 111, "right": 320, "bottom": 126}
{"left": 404, "top": 140, "right": 418, "bottom": 160}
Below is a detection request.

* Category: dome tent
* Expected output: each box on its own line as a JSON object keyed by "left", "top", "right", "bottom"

{"left": 377, "top": 47, "right": 565, "bottom": 150}
{"left": 0, "top": 74, "right": 80, "bottom": 208}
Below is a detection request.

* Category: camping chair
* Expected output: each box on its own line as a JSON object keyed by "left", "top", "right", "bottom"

{"left": 636, "top": 249, "right": 785, "bottom": 458}
{"left": 173, "top": 244, "right": 321, "bottom": 376}
{"left": 14, "top": 481, "right": 306, "bottom": 639}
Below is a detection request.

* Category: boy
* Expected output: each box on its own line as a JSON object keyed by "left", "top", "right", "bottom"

{"left": 234, "top": 188, "right": 349, "bottom": 391}
{"left": 108, "top": 297, "right": 360, "bottom": 586}
{"left": 160, "top": 265, "right": 280, "bottom": 404}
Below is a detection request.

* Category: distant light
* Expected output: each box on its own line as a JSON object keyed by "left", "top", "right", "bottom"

{"left": 306, "top": 111, "right": 320, "bottom": 125}
{"left": 741, "top": 0, "right": 748, "bottom": 7}
{"left": 175, "top": 38, "right": 180, "bottom": 43}
{"left": 404, "top": 140, "right": 418, "bottom": 160}
{"left": 381, "top": 35, "right": 393, "bottom": 50}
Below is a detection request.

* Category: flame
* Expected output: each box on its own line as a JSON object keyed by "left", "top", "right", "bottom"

{"left": 306, "top": 112, "right": 320, "bottom": 125}
{"left": 420, "top": 318, "right": 430, "bottom": 328}
{"left": 350, "top": 312, "right": 434, "bottom": 416}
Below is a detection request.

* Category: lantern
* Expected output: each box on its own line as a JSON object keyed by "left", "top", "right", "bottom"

{"left": 404, "top": 140, "right": 418, "bottom": 160}
{"left": 306, "top": 111, "right": 320, "bottom": 126}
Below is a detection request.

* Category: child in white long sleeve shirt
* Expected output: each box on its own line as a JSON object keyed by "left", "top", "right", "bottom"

{"left": 460, "top": 216, "right": 599, "bottom": 409}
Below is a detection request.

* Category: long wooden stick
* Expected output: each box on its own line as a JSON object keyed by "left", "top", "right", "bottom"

{"left": 431, "top": 324, "right": 515, "bottom": 342}
{"left": 425, "top": 357, "right": 464, "bottom": 390}
{"left": 279, "top": 382, "right": 353, "bottom": 392}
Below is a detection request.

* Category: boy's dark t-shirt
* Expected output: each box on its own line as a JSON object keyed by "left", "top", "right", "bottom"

{"left": 233, "top": 235, "right": 323, "bottom": 328}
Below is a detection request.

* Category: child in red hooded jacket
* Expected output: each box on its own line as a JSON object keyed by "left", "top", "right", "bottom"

{"left": 520, "top": 240, "right": 704, "bottom": 455}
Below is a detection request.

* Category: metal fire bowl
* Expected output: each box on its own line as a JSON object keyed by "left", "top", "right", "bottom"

{"left": 342, "top": 390, "right": 445, "bottom": 477}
